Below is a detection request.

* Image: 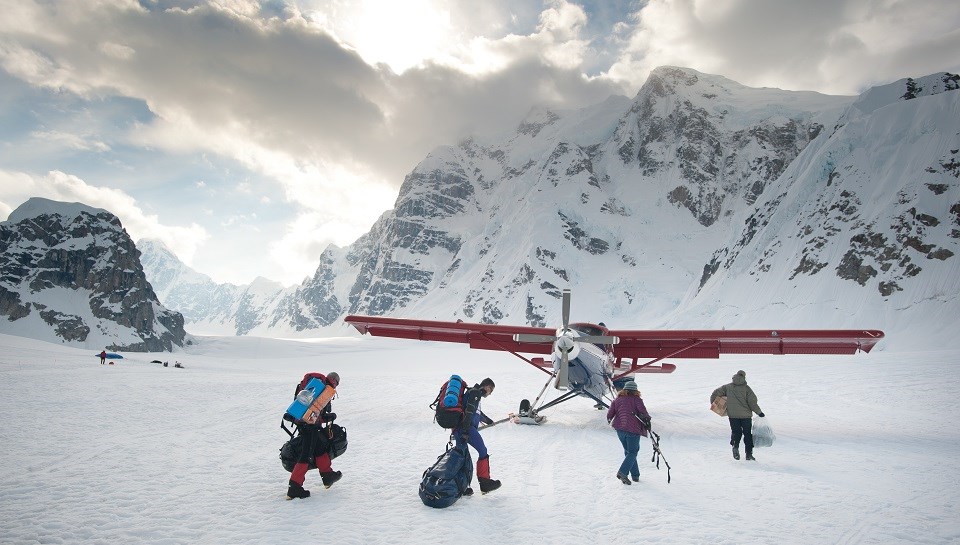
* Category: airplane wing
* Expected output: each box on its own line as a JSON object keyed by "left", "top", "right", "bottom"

{"left": 607, "top": 329, "right": 885, "bottom": 359}
{"left": 346, "top": 315, "right": 884, "bottom": 358}
{"left": 344, "top": 315, "right": 557, "bottom": 354}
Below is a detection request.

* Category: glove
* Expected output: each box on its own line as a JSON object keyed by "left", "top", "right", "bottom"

{"left": 757, "top": 412, "right": 765, "bottom": 418}
{"left": 325, "top": 412, "right": 337, "bottom": 423}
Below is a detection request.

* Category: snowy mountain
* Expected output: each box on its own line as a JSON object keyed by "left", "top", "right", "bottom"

{"left": 0, "top": 198, "right": 188, "bottom": 350}
{"left": 134, "top": 67, "right": 958, "bottom": 350}
{"left": 303, "top": 68, "right": 957, "bottom": 347}
{"left": 139, "top": 238, "right": 359, "bottom": 336}
{"left": 138, "top": 239, "right": 290, "bottom": 336}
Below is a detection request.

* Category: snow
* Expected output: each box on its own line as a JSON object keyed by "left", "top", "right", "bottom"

{"left": 1, "top": 332, "right": 958, "bottom": 544}
{"left": 4, "top": 197, "right": 108, "bottom": 224}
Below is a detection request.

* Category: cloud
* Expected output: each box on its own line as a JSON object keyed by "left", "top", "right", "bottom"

{"left": 29, "top": 130, "right": 111, "bottom": 152}
{"left": 609, "top": 0, "right": 960, "bottom": 95}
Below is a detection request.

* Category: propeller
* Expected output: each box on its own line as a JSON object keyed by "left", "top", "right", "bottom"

{"left": 512, "top": 289, "right": 619, "bottom": 390}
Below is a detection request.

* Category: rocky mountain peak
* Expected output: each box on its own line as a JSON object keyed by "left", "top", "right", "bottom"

{"left": 1, "top": 199, "right": 188, "bottom": 350}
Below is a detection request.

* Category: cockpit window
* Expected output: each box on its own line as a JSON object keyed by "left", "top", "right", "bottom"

{"left": 572, "top": 324, "right": 604, "bottom": 336}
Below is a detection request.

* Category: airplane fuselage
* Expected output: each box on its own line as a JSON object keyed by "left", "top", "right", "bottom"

{"left": 553, "top": 323, "right": 618, "bottom": 402}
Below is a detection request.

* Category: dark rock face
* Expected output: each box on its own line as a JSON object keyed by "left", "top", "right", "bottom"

{"left": 0, "top": 203, "right": 186, "bottom": 351}
{"left": 615, "top": 68, "right": 825, "bottom": 227}
{"left": 271, "top": 249, "right": 343, "bottom": 330}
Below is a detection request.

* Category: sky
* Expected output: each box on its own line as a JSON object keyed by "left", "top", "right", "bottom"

{"left": 0, "top": 0, "right": 958, "bottom": 286}
{"left": 1, "top": 332, "right": 958, "bottom": 543}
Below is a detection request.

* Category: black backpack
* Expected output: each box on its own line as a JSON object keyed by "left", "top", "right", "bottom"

{"left": 430, "top": 375, "right": 466, "bottom": 429}
{"left": 418, "top": 442, "right": 473, "bottom": 508}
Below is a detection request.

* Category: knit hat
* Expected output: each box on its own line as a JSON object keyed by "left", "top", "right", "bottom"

{"left": 622, "top": 380, "right": 638, "bottom": 391}
{"left": 326, "top": 372, "right": 340, "bottom": 387}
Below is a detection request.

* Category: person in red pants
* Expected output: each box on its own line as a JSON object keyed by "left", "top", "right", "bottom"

{"left": 286, "top": 372, "right": 341, "bottom": 500}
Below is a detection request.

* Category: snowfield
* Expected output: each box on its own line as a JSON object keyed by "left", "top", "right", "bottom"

{"left": 1, "top": 332, "right": 958, "bottom": 544}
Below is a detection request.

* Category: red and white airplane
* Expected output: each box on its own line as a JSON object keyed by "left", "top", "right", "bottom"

{"left": 345, "top": 289, "right": 883, "bottom": 424}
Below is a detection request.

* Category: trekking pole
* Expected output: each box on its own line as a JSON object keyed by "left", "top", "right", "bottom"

{"left": 478, "top": 416, "right": 512, "bottom": 430}
{"left": 649, "top": 429, "right": 672, "bottom": 483}
{"left": 637, "top": 415, "right": 671, "bottom": 483}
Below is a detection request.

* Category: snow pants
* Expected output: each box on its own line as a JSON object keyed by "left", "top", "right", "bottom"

{"left": 290, "top": 423, "right": 333, "bottom": 485}
{"left": 728, "top": 417, "right": 754, "bottom": 455}
{"left": 455, "top": 413, "right": 489, "bottom": 459}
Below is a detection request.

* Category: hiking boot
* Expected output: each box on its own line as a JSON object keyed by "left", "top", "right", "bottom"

{"left": 320, "top": 471, "right": 342, "bottom": 488}
{"left": 463, "top": 487, "right": 474, "bottom": 497}
{"left": 745, "top": 453, "right": 756, "bottom": 461}
{"left": 732, "top": 446, "right": 741, "bottom": 460}
{"left": 479, "top": 477, "right": 501, "bottom": 494}
{"left": 616, "top": 473, "right": 631, "bottom": 485}
{"left": 286, "top": 481, "right": 310, "bottom": 500}
{"left": 631, "top": 475, "right": 640, "bottom": 482}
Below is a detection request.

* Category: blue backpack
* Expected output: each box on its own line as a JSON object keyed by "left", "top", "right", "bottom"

{"left": 418, "top": 443, "right": 473, "bottom": 508}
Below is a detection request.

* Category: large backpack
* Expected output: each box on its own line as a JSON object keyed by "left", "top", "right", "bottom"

{"left": 430, "top": 375, "right": 466, "bottom": 429}
{"left": 287, "top": 373, "right": 335, "bottom": 424}
{"left": 418, "top": 442, "right": 473, "bottom": 508}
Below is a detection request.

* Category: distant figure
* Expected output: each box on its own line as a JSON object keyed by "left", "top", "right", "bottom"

{"left": 286, "top": 371, "right": 342, "bottom": 500}
{"left": 456, "top": 377, "right": 501, "bottom": 494}
{"left": 174, "top": 361, "right": 184, "bottom": 369}
{"left": 711, "top": 370, "right": 764, "bottom": 461}
{"left": 163, "top": 361, "right": 169, "bottom": 367}
{"left": 99, "top": 350, "right": 107, "bottom": 365}
{"left": 606, "top": 380, "right": 650, "bottom": 484}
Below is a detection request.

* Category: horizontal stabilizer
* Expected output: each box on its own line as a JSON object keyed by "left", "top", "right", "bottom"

{"left": 576, "top": 335, "right": 619, "bottom": 345}
{"left": 513, "top": 333, "right": 558, "bottom": 343}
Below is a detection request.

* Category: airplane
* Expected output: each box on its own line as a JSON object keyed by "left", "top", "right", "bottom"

{"left": 345, "top": 289, "right": 884, "bottom": 425}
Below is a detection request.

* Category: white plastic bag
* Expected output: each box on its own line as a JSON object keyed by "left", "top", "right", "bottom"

{"left": 752, "top": 416, "right": 775, "bottom": 448}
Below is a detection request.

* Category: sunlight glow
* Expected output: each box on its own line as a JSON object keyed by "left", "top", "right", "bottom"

{"left": 307, "top": 0, "right": 458, "bottom": 74}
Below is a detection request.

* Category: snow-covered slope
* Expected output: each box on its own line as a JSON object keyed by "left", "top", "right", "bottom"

{"left": 0, "top": 198, "right": 188, "bottom": 350}
{"left": 675, "top": 72, "right": 960, "bottom": 348}
{"left": 1, "top": 333, "right": 957, "bottom": 543}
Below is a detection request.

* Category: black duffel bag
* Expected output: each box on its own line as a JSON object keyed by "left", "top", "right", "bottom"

{"left": 280, "top": 424, "right": 348, "bottom": 472}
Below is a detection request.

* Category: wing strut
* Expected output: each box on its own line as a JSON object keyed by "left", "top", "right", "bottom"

{"left": 612, "top": 339, "right": 705, "bottom": 380}
{"left": 479, "top": 332, "right": 554, "bottom": 376}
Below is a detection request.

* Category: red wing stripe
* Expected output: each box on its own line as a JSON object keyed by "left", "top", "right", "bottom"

{"left": 345, "top": 315, "right": 555, "bottom": 354}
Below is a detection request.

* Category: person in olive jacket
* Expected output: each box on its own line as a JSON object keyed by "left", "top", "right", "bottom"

{"left": 606, "top": 380, "right": 651, "bottom": 485}
{"left": 711, "top": 370, "right": 764, "bottom": 461}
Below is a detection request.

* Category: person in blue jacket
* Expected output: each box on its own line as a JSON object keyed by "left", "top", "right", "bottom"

{"left": 456, "top": 377, "right": 501, "bottom": 494}
{"left": 606, "top": 380, "right": 651, "bottom": 485}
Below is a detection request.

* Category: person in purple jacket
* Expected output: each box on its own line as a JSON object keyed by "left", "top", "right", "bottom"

{"left": 606, "top": 380, "right": 651, "bottom": 485}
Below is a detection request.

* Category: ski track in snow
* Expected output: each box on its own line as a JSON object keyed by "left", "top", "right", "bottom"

{"left": 1, "top": 334, "right": 959, "bottom": 544}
